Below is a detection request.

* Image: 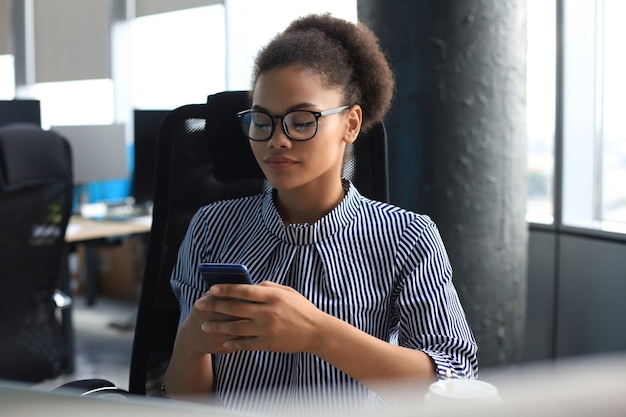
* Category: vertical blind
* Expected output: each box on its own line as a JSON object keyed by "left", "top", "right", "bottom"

{"left": 34, "top": 0, "right": 111, "bottom": 82}
{"left": 135, "top": 0, "right": 222, "bottom": 17}
{"left": 30, "top": 0, "right": 223, "bottom": 82}
{"left": 0, "top": 0, "right": 11, "bottom": 55}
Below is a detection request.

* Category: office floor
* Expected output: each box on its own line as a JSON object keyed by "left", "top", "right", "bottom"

{"left": 36, "top": 295, "right": 137, "bottom": 392}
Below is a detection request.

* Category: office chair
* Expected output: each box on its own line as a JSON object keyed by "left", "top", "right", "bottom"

{"left": 0, "top": 123, "right": 74, "bottom": 383}
{"left": 59, "top": 90, "right": 389, "bottom": 397}
{"left": 129, "top": 90, "right": 389, "bottom": 396}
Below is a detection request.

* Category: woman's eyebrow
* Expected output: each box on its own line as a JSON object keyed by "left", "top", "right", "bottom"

{"left": 251, "top": 102, "right": 318, "bottom": 113}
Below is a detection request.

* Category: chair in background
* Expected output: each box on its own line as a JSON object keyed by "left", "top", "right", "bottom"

{"left": 0, "top": 123, "right": 74, "bottom": 383}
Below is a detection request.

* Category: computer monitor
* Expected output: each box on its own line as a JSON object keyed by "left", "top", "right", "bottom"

{"left": 0, "top": 100, "right": 41, "bottom": 128}
{"left": 50, "top": 124, "right": 129, "bottom": 185}
{"left": 132, "top": 109, "right": 170, "bottom": 205}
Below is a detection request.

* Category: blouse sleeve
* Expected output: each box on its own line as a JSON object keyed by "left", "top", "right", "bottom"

{"left": 394, "top": 217, "right": 479, "bottom": 379}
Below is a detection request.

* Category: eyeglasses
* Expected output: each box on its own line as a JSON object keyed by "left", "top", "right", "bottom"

{"left": 236, "top": 105, "right": 349, "bottom": 141}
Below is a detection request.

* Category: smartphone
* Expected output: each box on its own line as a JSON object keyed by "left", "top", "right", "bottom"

{"left": 198, "top": 263, "right": 253, "bottom": 289}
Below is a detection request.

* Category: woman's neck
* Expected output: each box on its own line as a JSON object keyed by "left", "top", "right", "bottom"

{"left": 274, "top": 180, "right": 346, "bottom": 225}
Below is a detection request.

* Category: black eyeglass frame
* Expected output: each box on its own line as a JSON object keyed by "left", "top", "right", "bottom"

{"left": 236, "top": 105, "right": 350, "bottom": 142}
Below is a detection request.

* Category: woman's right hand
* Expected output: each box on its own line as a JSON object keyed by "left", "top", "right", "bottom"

{"left": 164, "top": 291, "right": 236, "bottom": 397}
{"left": 178, "top": 292, "right": 245, "bottom": 356}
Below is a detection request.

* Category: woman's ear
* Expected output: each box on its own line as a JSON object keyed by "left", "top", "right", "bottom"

{"left": 344, "top": 105, "right": 362, "bottom": 144}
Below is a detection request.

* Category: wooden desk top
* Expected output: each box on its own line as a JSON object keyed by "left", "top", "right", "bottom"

{"left": 66, "top": 215, "right": 152, "bottom": 243}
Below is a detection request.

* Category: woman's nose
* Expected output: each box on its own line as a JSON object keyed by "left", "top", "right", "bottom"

{"left": 267, "top": 123, "right": 291, "bottom": 148}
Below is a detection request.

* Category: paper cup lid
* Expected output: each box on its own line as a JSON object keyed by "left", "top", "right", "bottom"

{"left": 428, "top": 379, "right": 498, "bottom": 400}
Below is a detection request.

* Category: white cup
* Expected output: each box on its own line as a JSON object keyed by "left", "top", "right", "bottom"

{"left": 425, "top": 379, "right": 500, "bottom": 403}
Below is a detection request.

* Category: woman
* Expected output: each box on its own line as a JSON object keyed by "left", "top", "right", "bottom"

{"left": 164, "top": 13, "right": 477, "bottom": 412}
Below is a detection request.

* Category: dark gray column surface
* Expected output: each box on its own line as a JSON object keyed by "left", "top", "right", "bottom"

{"left": 359, "top": 0, "right": 528, "bottom": 367}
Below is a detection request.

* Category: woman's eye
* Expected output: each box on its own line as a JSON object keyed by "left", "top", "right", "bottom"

{"left": 291, "top": 121, "right": 315, "bottom": 131}
{"left": 252, "top": 121, "right": 272, "bottom": 131}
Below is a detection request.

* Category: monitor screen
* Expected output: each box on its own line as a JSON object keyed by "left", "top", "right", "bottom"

{"left": 132, "top": 109, "right": 169, "bottom": 205}
{"left": 0, "top": 100, "right": 41, "bottom": 128}
{"left": 50, "top": 124, "right": 128, "bottom": 185}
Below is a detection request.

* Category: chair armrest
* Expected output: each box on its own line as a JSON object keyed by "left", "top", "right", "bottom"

{"left": 55, "top": 378, "right": 130, "bottom": 398}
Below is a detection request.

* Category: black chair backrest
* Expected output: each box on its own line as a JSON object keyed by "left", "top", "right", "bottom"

{"left": 129, "top": 91, "right": 389, "bottom": 396}
{"left": 0, "top": 123, "right": 73, "bottom": 382}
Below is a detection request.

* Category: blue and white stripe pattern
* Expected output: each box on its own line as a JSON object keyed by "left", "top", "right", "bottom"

{"left": 171, "top": 181, "right": 478, "bottom": 412}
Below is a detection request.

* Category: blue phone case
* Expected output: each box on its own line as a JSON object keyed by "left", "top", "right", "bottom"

{"left": 198, "top": 263, "right": 253, "bottom": 288}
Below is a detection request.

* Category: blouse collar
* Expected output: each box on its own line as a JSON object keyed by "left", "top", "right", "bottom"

{"left": 261, "top": 180, "right": 362, "bottom": 245}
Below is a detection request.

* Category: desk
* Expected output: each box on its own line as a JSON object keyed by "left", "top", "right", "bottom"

{"left": 66, "top": 215, "right": 152, "bottom": 305}
{"left": 66, "top": 215, "right": 152, "bottom": 243}
{"left": 5, "top": 354, "right": 626, "bottom": 416}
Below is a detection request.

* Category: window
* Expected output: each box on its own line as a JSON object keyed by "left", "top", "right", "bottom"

{"left": 600, "top": 0, "right": 626, "bottom": 225}
{"left": 130, "top": 5, "right": 226, "bottom": 109}
{"left": 527, "top": 0, "right": 626, "bottom": 234}
{"left": 562, "top": 0, "right": 626, "bottom": 233}
{"left": 526, "top": 0, "right": 557, "bottom": 224}
{"left": 31, "top": 79, "right": 115, "bottom": 128}
{"left": 0, "top": 54, "right": 15, "bottom": 99}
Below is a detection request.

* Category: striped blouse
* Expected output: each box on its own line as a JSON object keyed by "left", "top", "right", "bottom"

{"left": 171, "top": 181, "right": 478, "bottom": 412}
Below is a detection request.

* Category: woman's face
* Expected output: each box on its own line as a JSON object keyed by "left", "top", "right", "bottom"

{"left": 249, "top": 65, "right": 360, "bottom": 193}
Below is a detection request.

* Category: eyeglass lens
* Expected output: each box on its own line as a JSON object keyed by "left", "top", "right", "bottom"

{"left": 240, "top": 110, "right": 318, "bottom": 141}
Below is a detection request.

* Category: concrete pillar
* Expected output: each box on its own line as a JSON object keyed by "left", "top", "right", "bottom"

{"left": 358, "top": 0, "right": 528, "bottom": 367}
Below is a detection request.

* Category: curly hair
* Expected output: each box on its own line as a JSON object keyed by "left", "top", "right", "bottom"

{"left": 252, "top": 13, "right": 395, "bottom": 132}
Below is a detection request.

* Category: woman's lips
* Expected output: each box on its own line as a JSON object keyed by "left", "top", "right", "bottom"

{"left": 264, "top": 156, "right": 297, "bottom": 169}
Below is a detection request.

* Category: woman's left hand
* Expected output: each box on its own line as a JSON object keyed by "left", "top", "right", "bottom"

{"left": 199, "top": 281, "right": 329, "bottom": 353}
